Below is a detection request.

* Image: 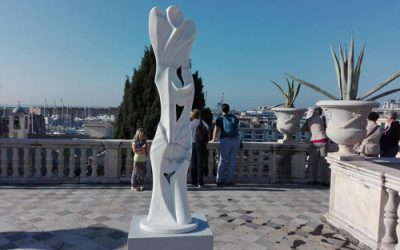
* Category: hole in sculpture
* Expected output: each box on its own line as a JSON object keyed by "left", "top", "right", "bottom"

{"left": 176, "top": 66, "right": 184, "bottom": 86}
{"left": 164, "top": 171, "right": 176, "bottom": 184}
{"left": 176, "top": 105, "right": 184, "bottom": 121}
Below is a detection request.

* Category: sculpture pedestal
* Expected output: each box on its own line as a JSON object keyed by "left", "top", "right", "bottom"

{"left": 128, "top": 214, "right": 213, "bottom": 250}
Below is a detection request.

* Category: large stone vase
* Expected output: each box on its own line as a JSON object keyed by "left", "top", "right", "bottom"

{"left": 272, "top": 107, "right": 307, "bottom": 144}
{"left": 316, "top": 100, "right": 379, "bottom": 160}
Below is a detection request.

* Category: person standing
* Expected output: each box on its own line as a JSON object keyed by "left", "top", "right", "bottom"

{"left": 302, "top": 106, "right": 329, "bottom": 186}
{"left": 380, "top": 112, "right": 400, "bottom": 157}
{"left": 190, "top": 109, "right": 209, "bottom": 188}
{"left": 131, "top": 128, "right": 148, "bottom": 191}
{"left": 211, "top": 103, "right": 240, "bottom": 186}
{"left": 357, "top": 112, "right": 382, "bottom": 157}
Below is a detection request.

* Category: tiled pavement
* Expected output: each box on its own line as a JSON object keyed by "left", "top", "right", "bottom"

{"left": 0, "top": 184, "right": 360, "bottom": 250}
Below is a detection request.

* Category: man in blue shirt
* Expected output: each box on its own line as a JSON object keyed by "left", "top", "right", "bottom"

{"left": 211, "top": 103, "right": 240, "bottom": 186}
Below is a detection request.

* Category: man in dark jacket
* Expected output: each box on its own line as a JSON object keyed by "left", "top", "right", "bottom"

{"left": 380, "top": 112, "right": 400, "bottom": 157}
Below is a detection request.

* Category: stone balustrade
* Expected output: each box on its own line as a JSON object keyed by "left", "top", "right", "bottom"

{"left": 324, "top": 156, "right": 400, "bottom": 250}
{"left": 0, "top": 138, "right": 310, "bottom": 184}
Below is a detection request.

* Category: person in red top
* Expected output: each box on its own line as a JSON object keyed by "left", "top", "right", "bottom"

{"left": 302, "top": 107, "right": 329, "bottom": 186}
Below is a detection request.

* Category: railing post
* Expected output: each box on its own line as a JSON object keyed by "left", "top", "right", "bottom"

{"left": 12, "top": 147, "right": 18, "bottom": 177}
{"left": 35, "top": 147, "right": 42, "bottom": 177}
{"left": 68, "top": 147, "right": 75, "bottom": 178}
{"left": 91, "top": 148, "right": 98, "bottom": 177}
{"left": 23, "top": 147, "right": 31, "bottom": 177}
{"left": 80, "top": 148, "right": 87, "bottom": 176}
{"left": 382, "top": 188, "right": 398, "bottom": 249}
{"left": 45, "top": 148, "right": 52, "bottom": 177}
{"left": 395, "top": 191, "right": 400, "bottom": 250}
{"left": 1, "top": 148, "right": 7, "bottom": 177}
{"left": 207, "top": 147, "right": 214, "bottom": 178}
{"left": 125, "top": 147, "right": 133, "bottom": 177}
{"left": 58, "top": 147, "right": 65, "bottom": 177}
{"left": 103, "top": 142, "right": 120, "bottom": 183}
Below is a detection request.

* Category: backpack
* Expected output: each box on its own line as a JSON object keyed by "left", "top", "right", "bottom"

{"left": 222, "top": 115, "right": 238, "bottom": 137}
{"left": 195, "top": 121, "right": 209, "bottom": 143}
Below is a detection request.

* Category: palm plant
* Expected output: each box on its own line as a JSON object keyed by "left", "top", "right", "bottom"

{"left": 271, "top": 78, "right": 301, "bottom": 108}
{"left": 288, "top": 38, "right": 400, "bottom": 100}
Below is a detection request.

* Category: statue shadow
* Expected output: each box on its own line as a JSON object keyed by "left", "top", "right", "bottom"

{"left": 0, "top": 226, "right": 127, "bottom": 249}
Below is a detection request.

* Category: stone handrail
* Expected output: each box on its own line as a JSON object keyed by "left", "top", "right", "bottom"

{"left": 0, "top": 138, "right": 311, "bottom": 184}
{"left": 324, "top": 157, "right": 400, "bottom": 250}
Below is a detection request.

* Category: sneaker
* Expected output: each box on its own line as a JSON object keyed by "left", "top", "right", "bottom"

{"left": 139, "top": 186, "right": 145, "bottom": 191}
{"left": 131, "top": 187, "right": 138, "bottom": 192}
{"left": 216, "top": 182, "right": 224, "bottom": 187}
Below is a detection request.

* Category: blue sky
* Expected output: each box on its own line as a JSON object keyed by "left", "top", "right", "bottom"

{"left": 0, "top": 0, "right": 399, "bottom": 110}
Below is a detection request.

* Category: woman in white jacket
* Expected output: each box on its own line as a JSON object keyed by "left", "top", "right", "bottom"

{"left": 358, "top": 112, "right": 382, "bottom": 157}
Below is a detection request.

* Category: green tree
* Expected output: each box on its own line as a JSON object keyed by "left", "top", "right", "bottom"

{"left": 114, "top": 47, "right": 210, "bottom": 139}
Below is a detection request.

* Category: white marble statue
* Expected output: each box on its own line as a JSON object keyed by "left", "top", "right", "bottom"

{"left": 139, "top": 6, "right": 198, "bottom": 234}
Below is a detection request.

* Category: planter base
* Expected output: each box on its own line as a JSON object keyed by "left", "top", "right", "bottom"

{"left": 328, "top": 152, "right": 364, "bottom": 161}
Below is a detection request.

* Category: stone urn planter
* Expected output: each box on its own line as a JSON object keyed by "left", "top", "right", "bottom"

{"left": 272, "top": 107, "right": 307, "bottom": 143}
{"left": 316, "top": 100, "right": 379, "bottom": 160}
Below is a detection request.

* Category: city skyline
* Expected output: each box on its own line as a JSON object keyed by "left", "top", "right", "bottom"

{"left": 1, "top": 0, "right": 400, "bottom": 110}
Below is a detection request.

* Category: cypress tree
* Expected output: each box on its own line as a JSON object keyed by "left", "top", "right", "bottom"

{"left": 115, "top": 47, "right": 211, "bottom": 139}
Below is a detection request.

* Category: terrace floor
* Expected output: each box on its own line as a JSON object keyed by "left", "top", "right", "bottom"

{"left": 0, "top": 184, "right": 360, "bottom": 250}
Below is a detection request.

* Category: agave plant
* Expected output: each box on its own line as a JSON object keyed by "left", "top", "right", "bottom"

{"left": 288, "top": 38, "right": 400, "bottom": 100}
{"left": 271, "top": 78, "right": 301, "bottom": 108}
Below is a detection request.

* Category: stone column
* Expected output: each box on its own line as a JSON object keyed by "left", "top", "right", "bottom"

{"left": 58, "top": 147, "right": 65, "bottom": 177}
{"left": 45, "top": 148, "right": 52, "bottom": 177}
{"left": 1, "top": 148, "right": 7, "bottom": 177}
{"left": 23, "top": 147, "right": 31, "bottom": 177}
{"left": 35, "top": 147, "right": 42, "bottom": 177}
{"left": 382, "top": 188, "right": 398, "bottom": 248}
{"left": 68, "top": 147, "right": 75, "bottom": 177}
{"left": 11, "top": 147, "right": 18, "bottom": 177}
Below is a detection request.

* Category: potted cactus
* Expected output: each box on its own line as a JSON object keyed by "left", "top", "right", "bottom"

{"left": 271, "top": 79, "right": 306, "bottom": 143}
{"left": 288, "top": 38, "right": 400, "bottom": 159}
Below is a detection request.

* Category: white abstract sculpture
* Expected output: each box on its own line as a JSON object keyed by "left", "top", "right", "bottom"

{"left": 140, "top": 6, "right": 198, "bottom": 234}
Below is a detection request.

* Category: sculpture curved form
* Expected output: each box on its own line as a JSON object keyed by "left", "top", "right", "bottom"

{"left": 140, "top": 5, "right": 197, "bottom": 234}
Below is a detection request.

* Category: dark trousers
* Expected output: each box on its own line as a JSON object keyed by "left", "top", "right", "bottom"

{"left": 381, "top": 145, "right": 399, "bottom": 157}
{"left": 191, "top": 142, "right": 206, "bottom": 185}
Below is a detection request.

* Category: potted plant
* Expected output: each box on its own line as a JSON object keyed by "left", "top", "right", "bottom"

{"left": 271, "top": 78, "right": 306, "bottom": 143}
{"left": 288, "top": 38, "right": 400, "bottom": 159}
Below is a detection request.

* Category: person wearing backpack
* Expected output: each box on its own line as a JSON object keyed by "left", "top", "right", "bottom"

{"left": 211, "top": 103, "right": 240, "bottom": 186}
{"left": 190, "top": 109, "right": 209, "bottom": 188}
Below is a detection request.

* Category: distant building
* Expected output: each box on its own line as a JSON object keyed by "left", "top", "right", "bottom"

{"left": 383, "top": 99, "right": 400, "bottom": 110}
{"left": 84, "top": 122, "right": 113, "bottom": 139}
{"left": 8, "top": 105, "right": 29, "bottom": 139}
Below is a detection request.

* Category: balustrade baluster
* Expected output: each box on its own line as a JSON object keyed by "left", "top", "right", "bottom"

{"left": 1, "top": 148, "right": 7, "bottom": 177}
{"left": 12, "top": 147, "right": 18, "bottom": 177}
{"left": 35, "top": 148, "right": 42, "bottom": 177}
{"left": 383, "top": 188, "right": 398, "bottom": 249}
{"left": 207, "top": 148, "right": 214, "bottom": 177}
{"left": 91, "top": 148, "right": 98, "bottom": 177}
{"left": 23, "top": 147, "right": 31, "bottom": 177}
{"left": 238, "top": 148, "right": 245, "bottom": 175}
{"left": 395, "top": 191, "right": 400, "bottom": 250}
{"left": 80, "top": 148, "right": 87, "bottom": 176}
{"left": 125, "top": 148, "right": 133, "bottom": 177}
{"left": 69, "top": 148, "right": 75, "bottom": 177}
{"left": 58, "top": 148, "right": 65, "bottom": 177}
{"left": 45, "top": 148, "right": 52, "bottom": 177}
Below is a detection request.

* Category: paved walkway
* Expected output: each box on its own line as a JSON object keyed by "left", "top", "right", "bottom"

{"left": 0, "top": 184, "right": 360, "bottom": 250}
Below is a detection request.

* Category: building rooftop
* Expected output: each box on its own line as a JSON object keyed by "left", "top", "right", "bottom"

{"left": 0, "top": 184, "right": 360, "bottom": 249}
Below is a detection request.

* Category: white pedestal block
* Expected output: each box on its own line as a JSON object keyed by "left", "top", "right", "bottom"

{"left": 128, "top": 214, "right": 213, "bottom": 250}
